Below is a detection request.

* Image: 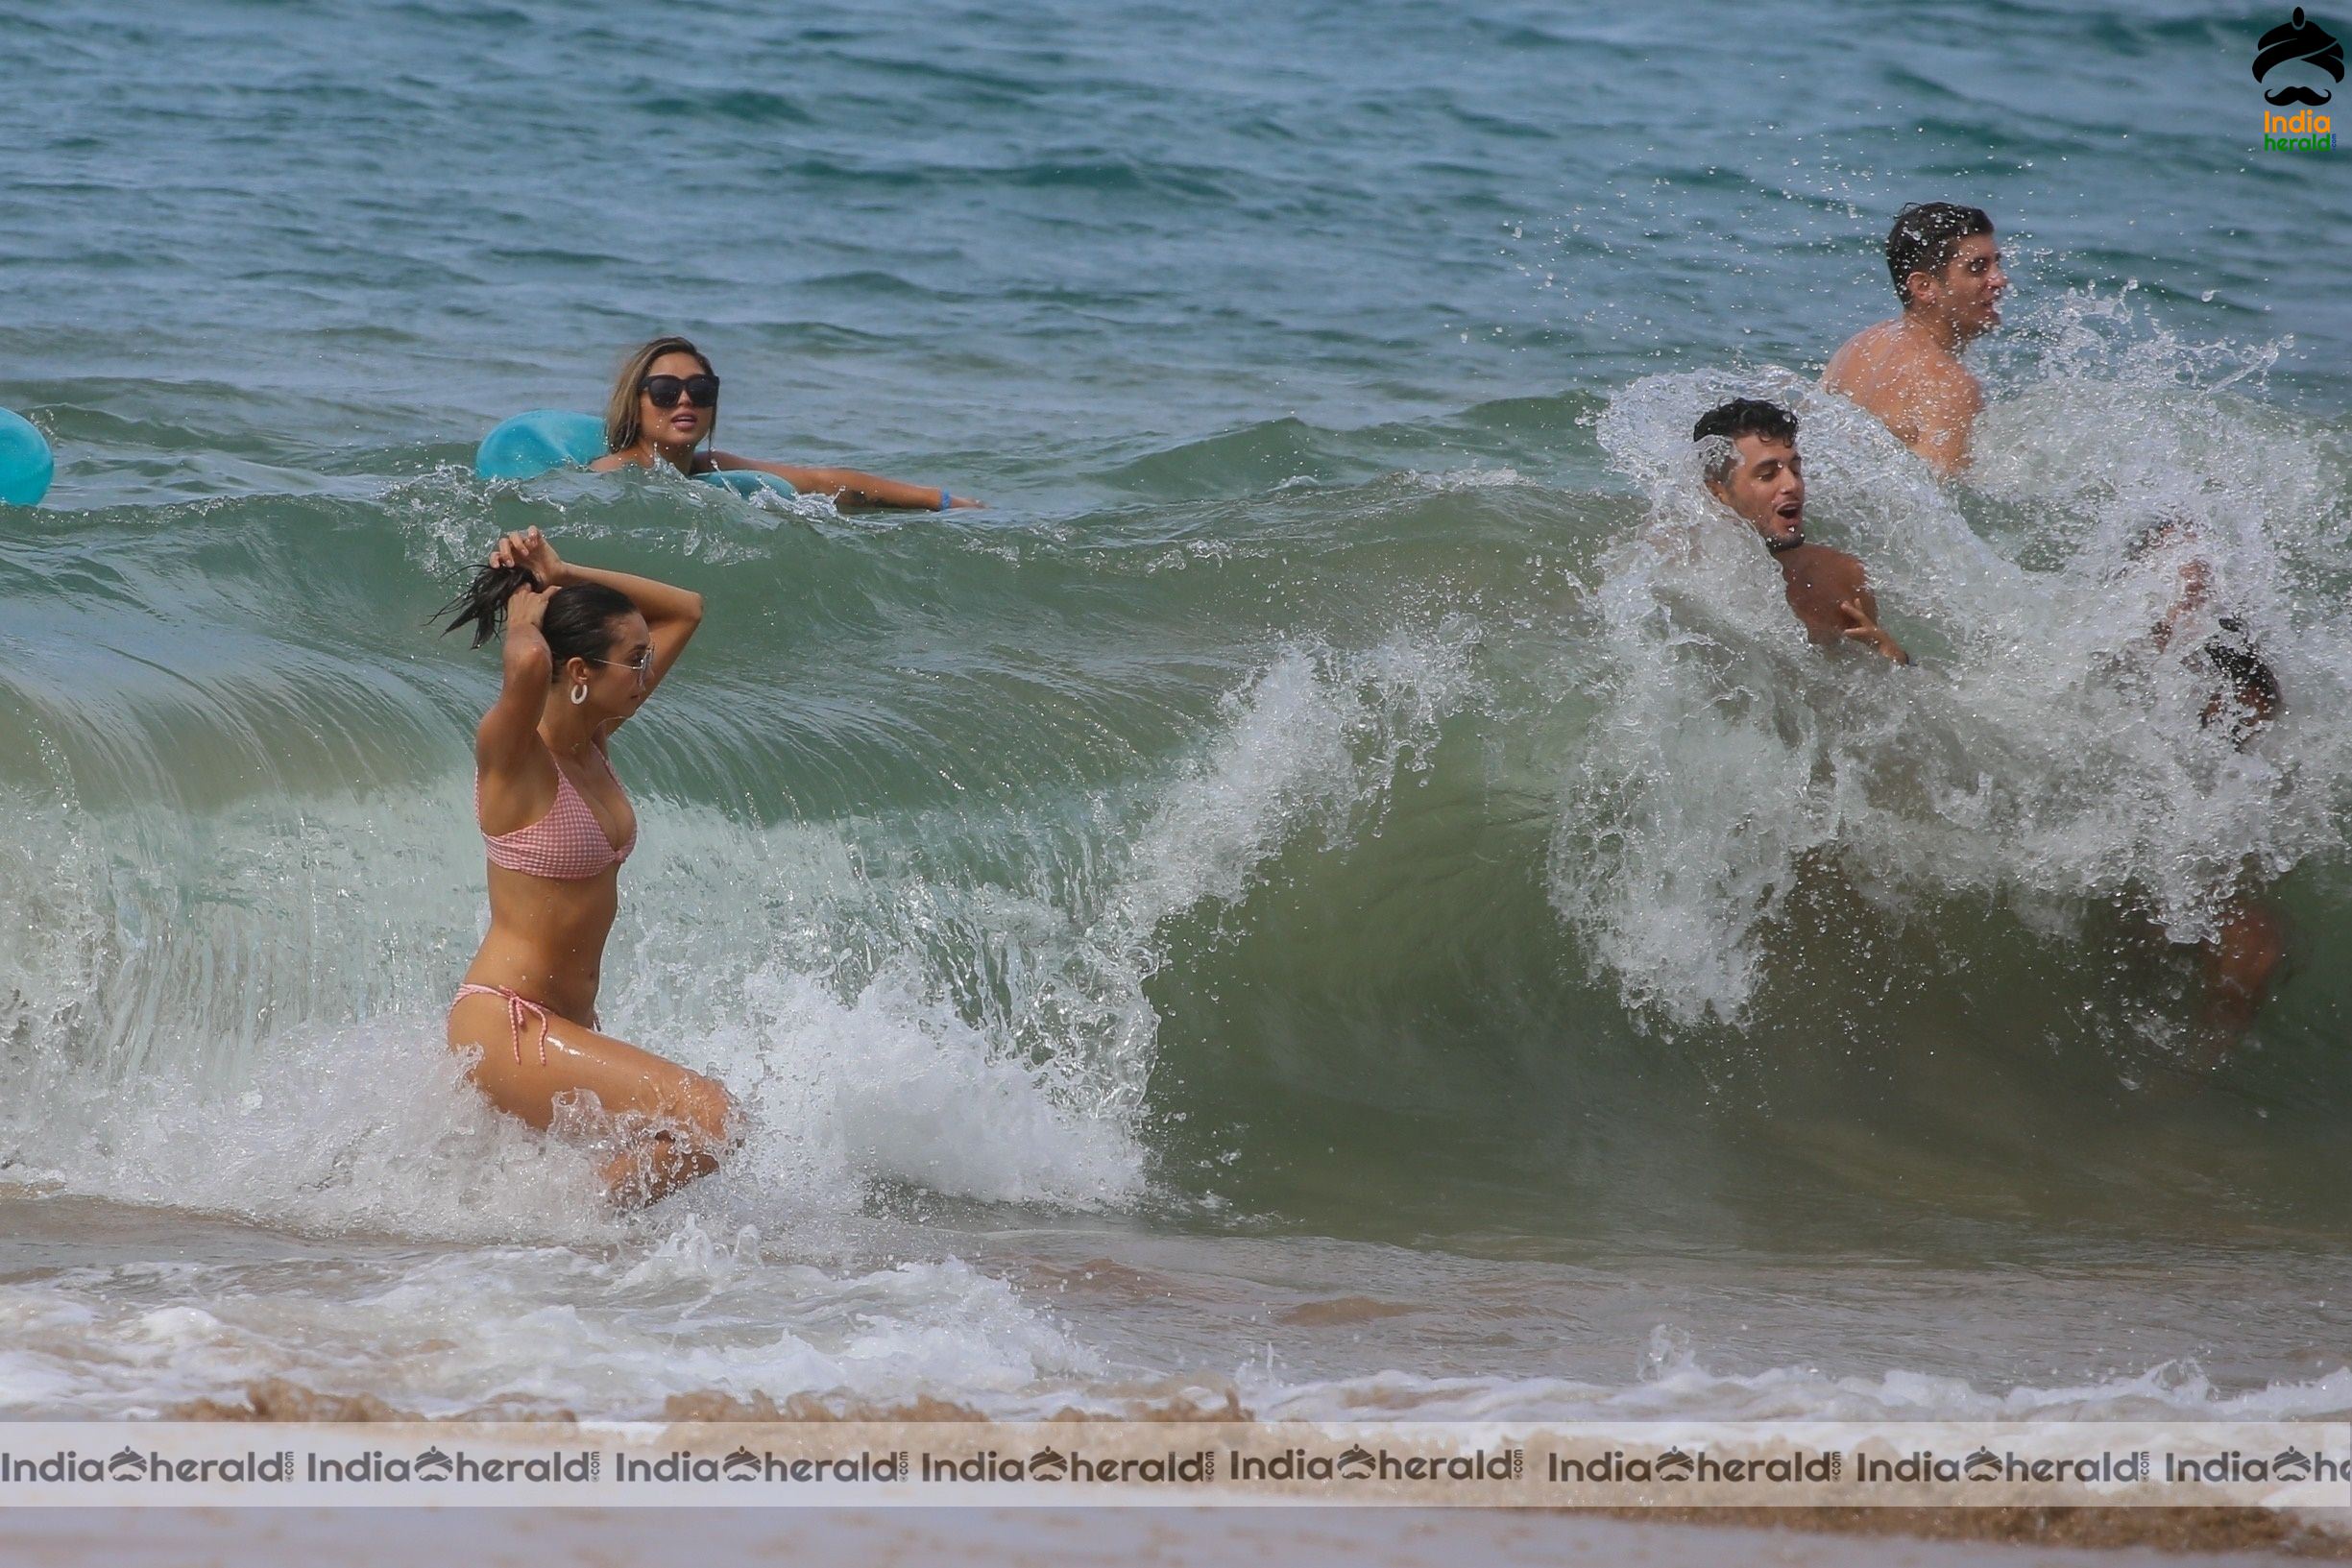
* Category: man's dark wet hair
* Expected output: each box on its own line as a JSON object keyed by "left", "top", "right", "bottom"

{"left": 1887, "top": 202, "right": 1995, "bottom": 305}
{"left": 1692, "top": 398, "right": 1798, "bottom": 482}
{"left": 2206, "top": 620, "right": 2280, "bottom": 703}
{"left": 2205, "top": 617, "right": 2282, "bottom": 746}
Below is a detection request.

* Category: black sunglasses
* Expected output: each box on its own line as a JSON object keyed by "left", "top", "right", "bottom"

{"left": 642, "top": 373, "right": 719, "bottom": 409}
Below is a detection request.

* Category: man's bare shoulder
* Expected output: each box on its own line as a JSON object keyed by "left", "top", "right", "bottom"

{"left": 1912, "top": 350, "right": 1984, "bottom": 409}
{"left": 1825, "top": 320, "right": 1983, "bottom": 475}
{"left": 1778, "top": 542, "right": 1869, "bottom": 594}
{"left": 1827, "top": 319, "right": 1976, "bottom": 394}
{"left": 1778, "top": 544, "right": 1871, "bottom": 645}
{"left": 1823, "top": 320, "right": 1906, "bottom": 392}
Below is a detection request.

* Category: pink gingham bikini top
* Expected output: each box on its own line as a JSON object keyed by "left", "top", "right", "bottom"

{"left": 478, "top": 740, "right": 636, "bottom": 879}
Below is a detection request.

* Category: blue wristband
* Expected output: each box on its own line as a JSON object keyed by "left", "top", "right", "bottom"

{"left": 936, "top": 488, "right": 953, "bottom": 511}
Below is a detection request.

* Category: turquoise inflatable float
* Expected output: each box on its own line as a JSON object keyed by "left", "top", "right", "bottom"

{"left": 0, "top": 409, "right": 54, "bottom": 506}
{"left": 475, "top": 410, "right": 795, "bottom": 496}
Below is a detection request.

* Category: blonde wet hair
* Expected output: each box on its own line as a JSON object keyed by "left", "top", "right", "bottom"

{"left": 604, "top": 335, "right": 717, "bottom": 455}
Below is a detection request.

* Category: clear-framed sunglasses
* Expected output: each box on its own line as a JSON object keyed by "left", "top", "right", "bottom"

{"left": 586, "top": 649, "right": 654, "bottom": 686}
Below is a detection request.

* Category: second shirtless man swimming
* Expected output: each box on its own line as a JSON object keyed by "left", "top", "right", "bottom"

{"left": 1695, "top": 398, "right": 1910, "bottom": 665}
{"left": 1825, "top": 202, "right": 2008, "bottom": 478}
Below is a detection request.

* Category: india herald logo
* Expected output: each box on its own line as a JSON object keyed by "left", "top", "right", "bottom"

{"left": 2254, "top": 8, "right": 2342, "bottom": 106}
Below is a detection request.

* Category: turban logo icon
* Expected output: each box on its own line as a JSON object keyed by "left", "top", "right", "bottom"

{"left": 2254, "top": 8, "right": 2343, "bottom": 106}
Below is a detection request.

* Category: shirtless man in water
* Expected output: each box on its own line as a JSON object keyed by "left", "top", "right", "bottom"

{"left": 1824, "top": 203, "right": 2008, "bottom": 477}
{"left": 1695, "top": 398, "right": 1909, "bottom": 664}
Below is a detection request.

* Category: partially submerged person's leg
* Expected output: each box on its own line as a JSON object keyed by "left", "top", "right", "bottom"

{"left": 2209, "top": 897, "right": 2285, "bottom": 1006}
{"left": 449, "top": 990, "right": 740, "bottom": 1207}
{"left": 2200, "top": 896, "right": 2286, "bottom": 1050}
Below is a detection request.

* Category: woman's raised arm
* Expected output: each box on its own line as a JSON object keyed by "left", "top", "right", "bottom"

{"left": 493, "top": 526, "right": 704, "bottom": 694}
{"left": 708, "top": 452, "right": 981, "bottom": 511}
{"left": 476, "top": 580, "right": 554, "bottom": 775}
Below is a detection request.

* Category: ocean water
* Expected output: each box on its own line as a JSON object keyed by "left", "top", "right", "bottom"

{"left": 1, "top": 0, "right": 2348, "bottom": 1425}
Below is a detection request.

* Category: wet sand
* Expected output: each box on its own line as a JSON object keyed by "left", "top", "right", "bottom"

{"left": 2, "top": 1504, "right": 2345, "bottom": 1566}
{"left": 120, "top": 1378, "right": 2352, "bottom": 1557}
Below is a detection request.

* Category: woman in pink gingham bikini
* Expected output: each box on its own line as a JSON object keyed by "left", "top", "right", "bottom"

{"left": 438, "top": 526, "right": 736, "bottom": 1205}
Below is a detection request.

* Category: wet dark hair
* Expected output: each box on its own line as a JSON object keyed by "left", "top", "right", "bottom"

{"left": 2206, "top": 623, "right": 2277, "bottom": 696}
{"left": 2206, "top": 617, "right": 2282, "bottom": 716}
{"left": 436, "top": 566, "right": 638, "bottom": 675}
{"left": 1886, "top": 202, "right": 1994, "bottom": 305}
{"left": 1692, "top": 398, "right": 1798, "bottom": 481}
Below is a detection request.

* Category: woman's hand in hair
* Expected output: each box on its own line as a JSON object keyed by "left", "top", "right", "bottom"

{"left": 489, "top": 526, "right": 568, "bottom": 589}
{"left": 506, "top": 581, "right": 554, "bottom": 634}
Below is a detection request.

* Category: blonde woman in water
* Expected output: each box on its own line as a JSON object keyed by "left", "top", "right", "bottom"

{"left": 589, "top": 334, "right": 982, "bottom": 510}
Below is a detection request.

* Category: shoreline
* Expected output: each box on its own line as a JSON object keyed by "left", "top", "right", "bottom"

{"left": 93, "top": 1382, "right": 2349, "bottom": 1558}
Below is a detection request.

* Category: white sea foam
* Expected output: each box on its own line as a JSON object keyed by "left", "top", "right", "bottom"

{"left": 1409, "top": 465, "right": 1528, "bottom": 491}
{"left": 0, "top": 617, "right": 1482, "bottom": 1418}
{"left": 0, "top": 1225, "right": 1106, "bottom": 1419}
{"left": 1559, "top": 303, "right": 2352, "bottom": 1026}
{"left": 1254, "top": 1342, "right": 2352, "bottom": 1424}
